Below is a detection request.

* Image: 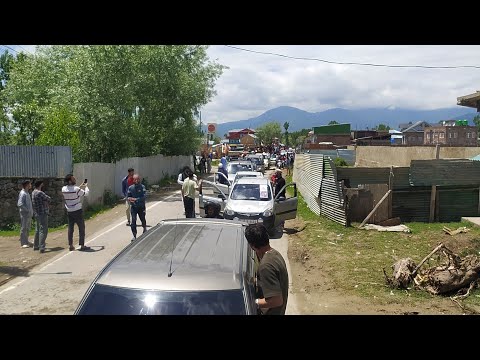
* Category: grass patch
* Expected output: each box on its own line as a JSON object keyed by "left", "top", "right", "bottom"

{"left": 212, "top": 159, "right": 219, "bottom": 167}
{"left": 295, "top": 190, "right": 480, "bottom": 308}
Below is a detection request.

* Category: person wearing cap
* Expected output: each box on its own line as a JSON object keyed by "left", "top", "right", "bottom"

{"left": 217, "top": 163, "right": 229, "bottom": 185}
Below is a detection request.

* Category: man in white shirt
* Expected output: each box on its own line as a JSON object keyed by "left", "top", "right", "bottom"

{"left": 17, "top": 179, "right": 34, "bottom": 248}
{"left": 61, "top": 174, "right": 90, "bottom": 251}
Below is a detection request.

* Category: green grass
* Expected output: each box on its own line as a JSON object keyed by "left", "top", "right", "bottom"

{"left": 295, "top": 190, "right": 480, "bottom": 308}
{"left": 212, "top": 159, "right": 220, "bottom": 167}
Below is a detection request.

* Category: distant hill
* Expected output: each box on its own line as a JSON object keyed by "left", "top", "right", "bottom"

{"left": 211, "top": 106, "right": 478, "bottom": 136}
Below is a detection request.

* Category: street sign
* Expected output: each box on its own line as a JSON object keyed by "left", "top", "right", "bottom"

{"left": 207, "top": 123, "right": 216, "bottom": 133}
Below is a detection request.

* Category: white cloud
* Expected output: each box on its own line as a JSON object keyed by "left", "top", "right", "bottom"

{"left": 203, "top": 45, "right": 480, "bottom": 124}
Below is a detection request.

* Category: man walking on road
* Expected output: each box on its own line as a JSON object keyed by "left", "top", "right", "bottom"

{"left": 62, "top": 174, "right": 90, "bottom": 251}
{"left": 245, "top": 223, "right": 289, "bottom": 315}
{"left": 17, "top": 179, "right": 33, "bottom": 248}
{"left": 122, "top": 168, "right": 135, "bottom": 226}
{"left": 181, "top": 169, "right": 200, "bottom": 218}
{"left": 32, "top": 180, "right": 51, "bottom": 253}
{"left": 128, "top": 174, "right": 147, "bottom": 242}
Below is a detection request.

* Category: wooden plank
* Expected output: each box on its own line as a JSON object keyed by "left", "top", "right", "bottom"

{"left": 429, "top": 185, "right": 437, "bottom": 222}
{"left": 359, "top": 190, "right": 392, "bottom": 228}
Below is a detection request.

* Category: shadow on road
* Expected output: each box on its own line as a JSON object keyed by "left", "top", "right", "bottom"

{"left": 78, "top": 245, "right": 105, "bottom": 253}
{"left": 0, "top": 265, "right": 30, "bottom": 278}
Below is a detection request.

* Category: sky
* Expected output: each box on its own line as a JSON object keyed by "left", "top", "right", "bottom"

{"left": 4, "top": 45, "right": 480, "bottom": 124}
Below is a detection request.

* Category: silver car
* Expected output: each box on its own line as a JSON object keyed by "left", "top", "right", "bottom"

{"left": 199, "top": 178, "right": 298, "bottom": 235}
{"left": 75, "top": 219, "right": 258, "bottom": 315}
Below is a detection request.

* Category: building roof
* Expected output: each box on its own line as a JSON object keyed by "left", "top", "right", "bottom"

{"left": 403, "top": 121, "right": 430, "bottom": 133}
{"left": 457, "top": 91, "right": 480, "bottom": 111}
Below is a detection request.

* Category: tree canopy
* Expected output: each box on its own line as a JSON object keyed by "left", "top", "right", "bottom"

{"left": 2, "top": 45, "right": 225, "bottom": 162}
{"left": 256, "top": 121, "right": 282, "bottom": 146}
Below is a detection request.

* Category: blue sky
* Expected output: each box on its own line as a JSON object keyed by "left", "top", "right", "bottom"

{"left": 5, "top": 45, "right": 480, "bottom": 124}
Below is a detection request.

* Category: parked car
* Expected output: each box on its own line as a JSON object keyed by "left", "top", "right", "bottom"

{"left": 75, "top": 219, "right": 258, "bottom": 315}
{"left": 199, "top": 178, "right": 298, "bottom": 235}
{"left": 233, "top": 171, "right": 264, "bottom": 183}
{"left": 246, "top": 155, "right": 265, "bottom": 174}
{"left": 226, "top": 161, "right": 255, "bottom": 183}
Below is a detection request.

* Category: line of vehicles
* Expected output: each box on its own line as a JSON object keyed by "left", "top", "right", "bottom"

{"left": 75, "top": 156, "right": 298, "bottom": 315}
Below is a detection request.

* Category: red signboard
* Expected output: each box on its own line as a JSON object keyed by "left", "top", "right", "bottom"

{"left": 207, "top": 123, "right": 216, "bottom": 133}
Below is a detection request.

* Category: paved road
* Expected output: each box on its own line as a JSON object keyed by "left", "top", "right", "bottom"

{"left": 0, "top": 173, "right": 299, "bottom": 315}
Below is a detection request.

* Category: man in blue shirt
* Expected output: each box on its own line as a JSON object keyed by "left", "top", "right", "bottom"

{"left": 127, "top": 174, "right": 147, "bottom": 242}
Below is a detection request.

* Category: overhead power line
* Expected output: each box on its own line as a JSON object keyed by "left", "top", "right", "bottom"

{"left": 17, "top": 45, "right": 32, "bottom": 55}
{"left": 0, "top": 45, "right": 19, "bottom": 54}
{"left": 224, "top": 45, "right": 480, "bottom": 69}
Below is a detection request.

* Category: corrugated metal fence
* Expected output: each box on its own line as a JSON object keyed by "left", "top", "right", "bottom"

{"left": 293, "top": 154, "right": 348, "bottom": 225}
{"left": 0, "top": 146, "right": 72, "bottom": 178}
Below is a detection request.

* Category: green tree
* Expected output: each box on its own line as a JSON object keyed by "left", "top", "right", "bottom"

{"left": 473, "top": 115, "right": 480, "bottom": 129}
{"left": 283, "top": 121, "right": 290, "bottom": 147}
{"left": 213, "top": 135, "right": 222, "bottom": 144}
{"left": 328, "top": 120, "right": 339, "bottom": 125}
{"left": 256, "top": 122, "right": 282, "bottom": 146}
{"left": 376, "top": 123, "right": 390, "bottom": 131}
{"left": 4, "top": 45, "right": 224, "bottom": 162}
{"left": 0, "top": 50, "right": 15, "bottom": 144}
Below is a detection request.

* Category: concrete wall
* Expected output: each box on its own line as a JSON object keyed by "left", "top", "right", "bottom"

{"left": 355, "top": 146, "right": 480, "bottom": 167}
{"left": 0, "top": 178, "right": 67, "bottom": 228}
{"left": 73, "top": 155, "right": 192, "bottom": 206}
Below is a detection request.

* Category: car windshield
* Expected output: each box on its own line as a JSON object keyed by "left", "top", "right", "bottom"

{"left": 230, "top": 183, "right": 272, "bottom": 201}
{"left": 228, "top": 164, "right": 252, "bottom": 174}
{"left": 77, "top": 284, "right": 246, "bottom": 315}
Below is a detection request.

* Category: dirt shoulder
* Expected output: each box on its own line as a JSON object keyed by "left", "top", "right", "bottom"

{"left": 0, "top": 188, "right": 179, "bottom": 287}
{"left": 286, "top": 217, "right": 476, "bottom": 315}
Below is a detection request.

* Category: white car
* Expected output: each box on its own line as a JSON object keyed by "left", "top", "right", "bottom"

{"left": 226, "top": 161, "right": 255, "bottom": 184}
{"left": 199, "top": 178, "right": 298, "bottom": 235}
{"left": 233, "top": 171, "right": 263, "bottom": 183}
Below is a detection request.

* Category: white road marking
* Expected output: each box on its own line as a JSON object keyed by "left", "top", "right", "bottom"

{"left": 0, "top": 191, "right": 181, "bottom": 296}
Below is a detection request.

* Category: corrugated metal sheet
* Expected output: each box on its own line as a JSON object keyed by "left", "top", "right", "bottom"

{"left": 410, "top": 159, "right": 480, "bottom": 186}
{"left": 336, "top": 167, "right": 410, "bottom": 189}
{"left": 0, "top": 146, "right": 72, "bottom": 178}
{"left": 392, "top": 188, "right": 431, "bottom": 222}
{"left": 438, "top": 187, "right": 479, "bottom": 222}
{"left": 293, "top": 154, "right": 323, "bottom": 215}
{"left": 294, "top": 154, "right": 347, "bottom": 225}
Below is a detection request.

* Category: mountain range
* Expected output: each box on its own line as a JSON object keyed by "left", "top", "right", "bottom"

{"left": 210, "top": 106, "right": 478, "bottom": 136}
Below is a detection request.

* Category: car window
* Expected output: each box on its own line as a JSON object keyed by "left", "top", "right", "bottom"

{"left": 228, "top": 164, "right": 252, "bottom": 174}
{"left": 77, "top": 284, "right": 246, "bottom": 315}
{"left": 230, "top": 183, "right": 272, "bottom": 201}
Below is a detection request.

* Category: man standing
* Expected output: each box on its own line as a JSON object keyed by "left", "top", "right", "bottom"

{"left": 122, "top": 168, "right": 135, "bottom": 226}
{"left": 32, "top": 180, "right": 51, "bottom": 253}
{"left": 62, "top": 174, "right": 90, "bottom": 251}
{"left": 244, "top": 223, "right": 289, "bottom": 315}
{"left": 275, "top": 170, "right": 286, "bottom": 199}
{"left": 217, "top": 163, "right": 229, "bottom": 185}
{"left": 177, "top": 166, "right": 197, "bottom": 186}
{"left": 181, "top": 169, "right": 200, "bottom": 218}
{"left": 17, "top": 180, "right": 33, "bottom": 248}
{"left": 128, "top": 174, "right": 147, "bottom": 242}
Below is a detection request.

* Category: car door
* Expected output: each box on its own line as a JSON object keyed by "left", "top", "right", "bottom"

{"left": 273, "top": 182, "right": 298, "bottom": 226}
{"left": 213, "top": 172, "right": 231, "bottom": 196}
{"left": 199, "top": 179, "right": 228, "bottom": 217}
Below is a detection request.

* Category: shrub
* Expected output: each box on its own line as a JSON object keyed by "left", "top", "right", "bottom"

{"left": 103, "top": 189, "right": 118, "bottom": 207}
{"left": 334, "top": 157, "right": 348, "bottom": 167}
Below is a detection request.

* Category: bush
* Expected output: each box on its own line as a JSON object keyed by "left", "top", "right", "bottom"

{"left": 103, "top": 189, "right": 118, "bottom": 207}
{"left": 141, "top": 177, "right": 150, "bottom": 189}
{"left": 334, "top": 157, "right": 348, "bottom": 167}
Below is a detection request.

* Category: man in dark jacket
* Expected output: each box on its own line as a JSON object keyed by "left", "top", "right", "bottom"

{"left": 274, "top": 170, "right": 286, "bottom": 199}
{"left": 122, "top": 168, "right": 134, "bottom": 226}
{"left": 127, "top": 174, "right": 147, "bottom": 242}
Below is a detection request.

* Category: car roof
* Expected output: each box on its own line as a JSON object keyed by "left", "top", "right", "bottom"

{"left": 235, "top": 171, "right": 263, "bottom": 177}
{"left": 234, "top": 178, "right": 270, "bottom": 185}
{"left": 95, "top": 219, "right": 248, "bottom": 291}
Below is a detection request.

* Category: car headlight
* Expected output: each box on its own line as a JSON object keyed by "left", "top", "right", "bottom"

{"left": 263, "top": 209, "right": 273, "bottom": 217}
{"left": 225, "top": 209, "right": 235, "bottom": 216}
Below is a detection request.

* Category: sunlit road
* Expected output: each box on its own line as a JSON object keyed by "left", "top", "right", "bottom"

{"left": 0, "top": 167, "right": 299, "bottom": 315}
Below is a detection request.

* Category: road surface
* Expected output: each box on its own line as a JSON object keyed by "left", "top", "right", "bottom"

{"left": 0, "top": 177, "right": 299, "bottom": 314}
